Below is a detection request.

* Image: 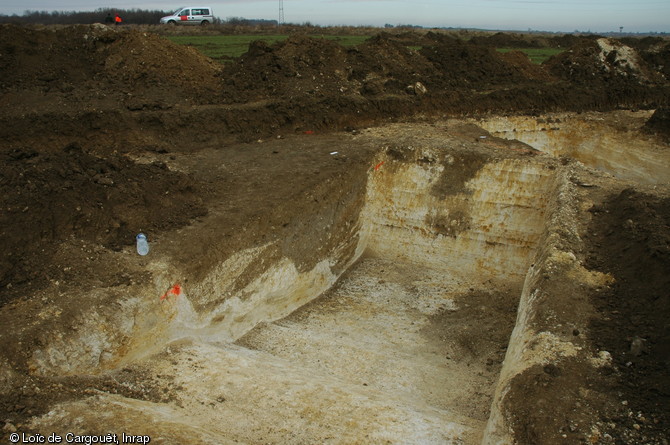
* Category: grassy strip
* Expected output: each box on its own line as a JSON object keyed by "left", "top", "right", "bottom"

{"left": 167, "top": 34, "right": 563, "bottom": 65}
{"left": 167, "top": 34, "right": 370, "bottom": 61}
{"left": 496, "top": 47, "right": 564, "bottom": 64}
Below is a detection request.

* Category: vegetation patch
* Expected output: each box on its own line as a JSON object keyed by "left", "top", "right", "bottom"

{"left": 496, "top": 47, "right": 564, "bottom": 64}
{"left": 167, "top": 34, "right": 371, "bottom": 62}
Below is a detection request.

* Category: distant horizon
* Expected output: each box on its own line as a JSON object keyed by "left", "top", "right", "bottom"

{"left": 1, "top": 1, "right": 669, "bottom": 34}
{"left": 2, "top": 12, "right": 668, "bottom": 36}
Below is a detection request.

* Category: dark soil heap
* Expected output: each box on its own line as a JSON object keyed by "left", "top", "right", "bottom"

{"left": 585, "top": 189, "right": 670, "bottom": 444}
{"left": 0, "top": 143, "right": 207, "bottom": 305}
{"left": 639, "top": 39, "right": 670, "bottom": 79}
{"left": 222, "top": 34, "right": 354, "bottom": 102}
{"left": 419, "top": 37, "right": 531, "bottom": 88}
{"left": 221, "top": 32, "right": 554, "bottom": 100}
{"left": 1, "top": 24, "right": 668, "bottom": 125}
{"left": 469, "top": 31, "right": 589, "bottom": 49}
{"left": 0, "top": 24, "right": 222, "bottom": 109}
{"left": 544, "top": 37, "right": 664, "bottom": 86}
{"left": 644, "top": 107, "right": 670, "bottom": 139}
{"left": 349, "top": 34, "right": 436, "bottom": 96}
{"left": 498, "top": 50, "right": 554, "bottom": 81}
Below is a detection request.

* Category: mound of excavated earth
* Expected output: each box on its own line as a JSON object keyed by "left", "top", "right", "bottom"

{"left": 0, "top": 24, "right": 669, "bottom": 445}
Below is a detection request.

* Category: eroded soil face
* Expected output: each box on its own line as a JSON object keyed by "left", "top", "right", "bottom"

{"left": 586, "top": 190, "right": 670, "bottom": 443}
{"left": 1, "top": 23, "right": 669, "bottom": 444}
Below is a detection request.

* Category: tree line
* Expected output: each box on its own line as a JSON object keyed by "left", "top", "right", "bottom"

{"left": 0, "top": 9, "right": 287, "bottom": 26}
{"left": 0, "top": 8, "right": 173, "bottom": 25}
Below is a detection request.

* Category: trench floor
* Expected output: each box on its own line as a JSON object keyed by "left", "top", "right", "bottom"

{"left": 196, "top": 256, "right": 517, "bottom": 443}
{"left": 30, "top": 257, "right": 518, "bottom": 444}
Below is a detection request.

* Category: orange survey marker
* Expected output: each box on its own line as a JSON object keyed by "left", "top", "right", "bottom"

{"left": 374, "top": 161, "right": 385, "bottom": 171}
{"left": 161, "top": 283, "right": 182, "bottom": 301}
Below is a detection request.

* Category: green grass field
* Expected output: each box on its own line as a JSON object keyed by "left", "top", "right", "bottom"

{"left": 167, "top": 35, "right": 564, "bottom": 65}
{"left": 496, "top": 47, "right": 564, "bottom": 64}
{"left": 166, "top": 34, "right": 371, "bottom": 61}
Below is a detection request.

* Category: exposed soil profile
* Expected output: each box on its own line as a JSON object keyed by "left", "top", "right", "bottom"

{"left": 586, "top": 190, "right": 670, "bottom": 444}
{"left": 0, "top": 143, "right": 208, "bottom": 304}
{"left": 504, "top": 188, "right": 670, "bottom": 445}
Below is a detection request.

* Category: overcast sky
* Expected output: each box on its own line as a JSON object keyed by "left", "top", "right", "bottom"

{"left": 1, "top": 0, "right": 668, "bottom": 33}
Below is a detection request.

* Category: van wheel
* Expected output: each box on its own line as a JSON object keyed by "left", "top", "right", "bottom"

{"left": 168, "top": 20, "right": 176, "bottom": 25}
{"left": 200, "top": 20, "right": 209, "bottom": 26}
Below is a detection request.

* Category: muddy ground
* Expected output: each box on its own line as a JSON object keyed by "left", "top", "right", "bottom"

{"left": 1, "top": 24, "right": 669, "bottom": 444}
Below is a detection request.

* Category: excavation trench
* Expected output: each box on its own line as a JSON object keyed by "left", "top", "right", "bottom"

{"left": 22, "top": 117, "right": 665, "bottom": 443}
{"left": 1, "top": 21, "right": 670, "bottom": 443}
{"left": 227, "top": 148, "right": 558, "bottom": 443}
{"left": 22, "top": 127, "right": 565, "bottom": 444}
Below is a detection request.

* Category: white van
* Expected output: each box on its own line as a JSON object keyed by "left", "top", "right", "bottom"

{"left": 160, "top": 6, "right": 214, "bottom": 25}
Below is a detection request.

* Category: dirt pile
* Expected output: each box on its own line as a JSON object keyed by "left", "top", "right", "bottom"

{"left": 1, "top": 25, "right": 668, "bottom": 124}
{"left": 100, "top": 28, "right": 222, "bottom": 107}
{"left": 639, "top": 40, "right": 670, "bottom": 79}
{"left": 499, "top": 50, "right": 554, "bottom": 81}
{"left": 420, "top": 38, "right": 535, "bottom": 88}
{"left": 621, "top": 36, "right": 669, "bottom": 51}
{"left": 469, "top": 31, "right": 589, "bottom": 49}
{"left": 0, "top": 143, "right": 207, "bottom": 305}
{"left": 0, "top": 25, "right": 93, "bottom": 90}
{"left": 545, "top": 37, "right": 664, "bottom": 85}
{"left": 644, "top": 107, "right": 670, "bottom": 139}
{"left": 470, "top": 32, "right": 545, "bottom": 48}
{"left": 221, "top": 34, "right": 355, "bottom": 103}
{"left": 349, "top": 34, "right": 438, "bottom": 96}
{"left": 585, "top": 189, "right": 670, "bottom": 444}
{"left": 221, "top": 32, "right": 556, "bottom": 102}
{"left": 217, "top": 31, "right": 669, "bottom": 115}
{"left": 0, "top": 24, "right": 222, "bottom": 109}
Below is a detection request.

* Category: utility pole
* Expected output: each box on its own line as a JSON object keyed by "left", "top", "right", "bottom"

{"left": 278, "top": 0, "right": 285, "bottom": 26}
{"left": 619, "top": 26, "right": 623, "bottom": 34}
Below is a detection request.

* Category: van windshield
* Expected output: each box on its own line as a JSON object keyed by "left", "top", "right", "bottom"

{"left": 171, "top": 7, "right": 185, "bottom": 15}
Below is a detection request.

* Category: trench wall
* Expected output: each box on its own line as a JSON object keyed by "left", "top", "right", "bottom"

{"left": 481, "top": 166, "right": 615, "bottom": 445}
{"left": 362, "top": 147, "right": 557, "bottom": 283}
{"left": 478, "top": 112, "right": 670, "bottom": 185}
{"left": 27, "top": 158, "right": 370, "bottom": 375}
